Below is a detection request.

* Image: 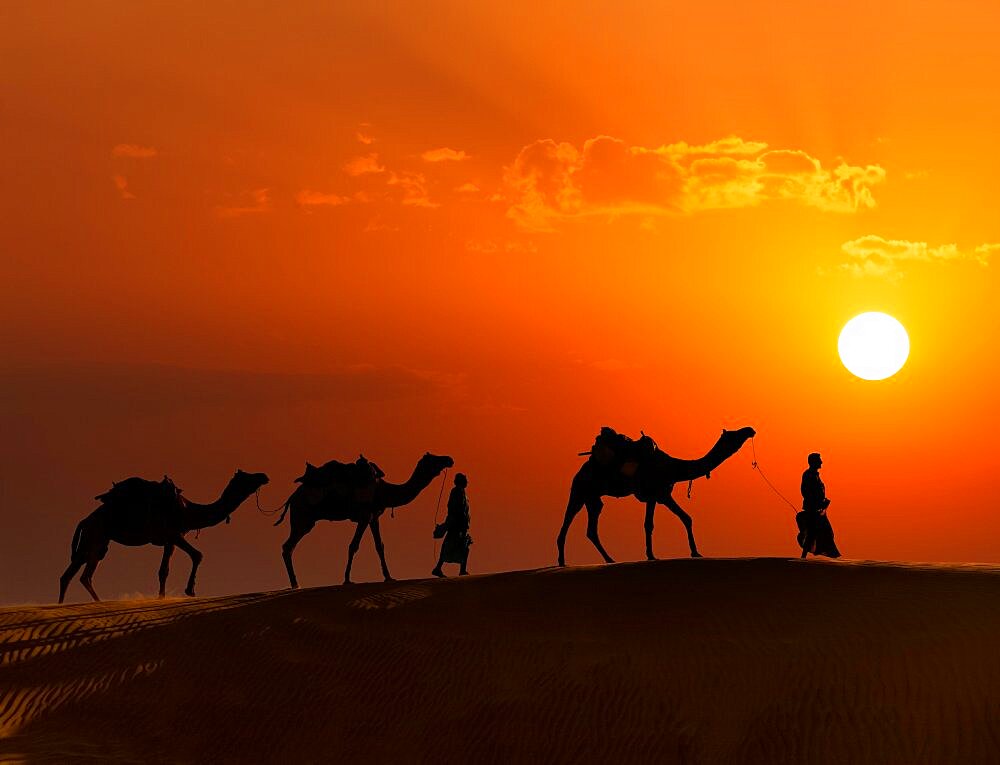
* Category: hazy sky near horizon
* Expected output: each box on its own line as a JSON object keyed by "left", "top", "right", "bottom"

{"left": 3, "top": 1, "right": 1000, "bottom": 603}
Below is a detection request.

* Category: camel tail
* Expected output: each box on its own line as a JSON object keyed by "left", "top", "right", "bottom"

{"left": 273, "top": 498, "right": 292, "bottom": 527}
{"left": 70, "top": 520, "right": 86, "bottom": 558}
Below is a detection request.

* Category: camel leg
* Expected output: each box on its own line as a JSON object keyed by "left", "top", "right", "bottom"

{"left": 157, "top": 544, "right": 175, "bottom": 598}
{"left": 644, "top": 501, "right": 657, "bottom": 561}
{"left": 664, "top": 496, "right": 701, "bottom": 557}
{"left": 369, "top": 518, "right": 393, "bottom": 582}
{"left": 281, "top": 518, "right": 314, "bottom": 589}
{"left": 556, "top": 494, "right": 586, "bottom": 566}
{"left": 585, "top": 498, "right": 614, "bottom": 564}
{"left": 60, "top": 519, "right": 102, "bottom": 604}
{"left": 344, "top": 519, "right": 370, "bottom": 584}
{"left": 58, "top": 559, "right": 84, "bottom": 604}
{"left": 173, "top": 536, "right": 203, "bottom": 597}
{"left": 79, "top": 557, "right": 101, "bottom": 602}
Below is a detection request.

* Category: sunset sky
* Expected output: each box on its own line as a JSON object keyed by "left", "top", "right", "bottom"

{"left": 3, "top": 1, "right": 1000, "bottom": 603}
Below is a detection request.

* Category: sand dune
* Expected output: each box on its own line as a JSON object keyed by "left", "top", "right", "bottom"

{"left": 2, "top": 559, "right": 1000, "bottom": 763}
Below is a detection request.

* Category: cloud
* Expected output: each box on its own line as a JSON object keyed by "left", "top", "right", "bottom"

{"left": 113, "top": 175, "right": 135, "bottom": 200}
{"left": 356, "top": 131, "right": 374, "bottom": 145}
{"left": 974, "top": 243, "right": 1000, "bottom": 261}
{"left": 112, "top": 143, "right": 158, "bottom": 158}
{"left": 502, "top": 135, "right": 886, "bottom": 231}
{"left": 215, "top": 188, "right": 271, "bottom": 218}
{"left": 344, "top": 153, "right": 385, "bottom": 176}
{"left": 387, "top": 171, "right": 437, "bottom": 208}
{"left": 840, "top": 235, "right": 997, "bottom": 280}
{"left": 296, "top": 190, "right": 350, "bottom": 208}
{"left": 421, "top": 147, "right": 470, "bottom": 162}
{"left": 455, "top": 182, "right": 480, "bottom": 193}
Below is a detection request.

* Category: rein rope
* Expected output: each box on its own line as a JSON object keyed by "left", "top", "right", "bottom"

{"left": 750, "top": 437, "right": 799, "bottom": 513}
{"left": 432, "top": 467, "right": 450, "bottom": 563}
{"left": 255, "top": 488, "right": 286, "bottom": 517}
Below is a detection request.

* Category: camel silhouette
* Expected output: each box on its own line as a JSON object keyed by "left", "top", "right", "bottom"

{"left": 275, "top": 452, "right": 454, "bottom": 587}
{"left": 58, "top": 469, "right": 269, "bottom": 603}
{"left": 556, "top": 427, "right": 755, "bottom": 566}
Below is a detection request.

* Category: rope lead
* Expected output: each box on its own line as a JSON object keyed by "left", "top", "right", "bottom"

{"left": 254, "top": 488, "right": 285, "bottom": 516}
{"left": 750, "top": 437, "right": 799, "bottom": 513}
{"left": 432, "top": 468, "right": 450, "bottom": 564}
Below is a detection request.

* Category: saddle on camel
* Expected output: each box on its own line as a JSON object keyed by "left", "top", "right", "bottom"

{"left": 582, "top": 427, "right": 660, "bottom": 493}
{"left": 95, "top": 476, "right": 186, "bottom": 531}
{"left": 294, "top": 454, "right": 385, "bottom": 505}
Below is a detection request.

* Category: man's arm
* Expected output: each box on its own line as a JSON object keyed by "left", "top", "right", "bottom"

{"left": 801, "top": 472, "right": 823, "bottom": 509}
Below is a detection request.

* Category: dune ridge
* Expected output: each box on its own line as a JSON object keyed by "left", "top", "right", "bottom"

{"left": 2, "top": 558, "right": 1000, "bottom": 763}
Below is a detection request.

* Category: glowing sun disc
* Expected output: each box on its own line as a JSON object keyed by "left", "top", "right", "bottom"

{"left": 838, "top": 312, "right": 909, "bottom": 380}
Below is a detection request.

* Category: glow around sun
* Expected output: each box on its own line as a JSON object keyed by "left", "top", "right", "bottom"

{"left": 838, "top": 312, "right": 910, "bottom": 381}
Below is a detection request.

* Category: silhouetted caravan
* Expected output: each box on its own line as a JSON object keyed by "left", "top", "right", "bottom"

{"left": 58, "top": 469, "right": 269, "bottom": 603}
{"left": 275, "top": 452, "right": 454, "bottom": 587}
{"left": 557, "top": 426, "right": 755, "bottom": 566}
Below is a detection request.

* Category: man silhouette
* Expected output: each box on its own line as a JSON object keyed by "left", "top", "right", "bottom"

{"left": 432, "top": 473, "right": 472, "bottom": 577}
{"left": 797, "top": 452, "right": 840, "bottom": 558}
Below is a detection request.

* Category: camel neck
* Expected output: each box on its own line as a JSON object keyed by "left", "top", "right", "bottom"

{"left": 183, "top": 480, "right": 248, "bottom": 531}
{"left": 378, "top": 462, "right": 439, "bottom": 508}
{"left": 658, "top": 433, "right": 750, "bottom": 482}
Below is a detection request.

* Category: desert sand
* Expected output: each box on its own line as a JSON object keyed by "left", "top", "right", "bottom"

{"left": 2, "top": 558, "right": 1000, "bottom": 763}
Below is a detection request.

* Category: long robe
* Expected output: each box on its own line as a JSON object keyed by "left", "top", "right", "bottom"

{"left": 440, "top": 486, "right": 472, "bottom": 563}
{"left": 797, "top": 468, "right": 841, "bottom": 558}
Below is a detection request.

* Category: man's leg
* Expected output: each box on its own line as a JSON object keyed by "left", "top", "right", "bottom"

{"left": 800, "top": 519, "right": 815, "bottom": 559}
{"left": 432, "top": 544, "right": 446, "bottom": 577}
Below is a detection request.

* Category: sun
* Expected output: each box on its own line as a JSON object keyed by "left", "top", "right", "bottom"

{"left": 838, "top": 312, "right": 910, "bottom": 381}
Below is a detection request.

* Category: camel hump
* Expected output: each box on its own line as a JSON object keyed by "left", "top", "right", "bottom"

{"left": 95, "top": 476, "right": 183, "bottom": 505}
{"left": 590, "top": 427, "right": 659, "bottom": 466}
{"left": 295, "top": 457, "right": 382, "bottom": 487}
{"left": 295, "top": 459, "right": 344, "bottom": 485}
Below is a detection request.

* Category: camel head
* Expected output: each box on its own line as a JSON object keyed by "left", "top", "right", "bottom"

{"left": 229, "top": 469, "right": 270, "bottom": 496}
{"left": 718, "top": 427, "right": 756, "bottom": 457}
{"left": 418, "top": 452, "right": 455, "bottom": 477}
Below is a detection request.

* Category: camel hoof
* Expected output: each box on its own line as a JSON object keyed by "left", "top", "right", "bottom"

{"left": 691, "top": 552, "right": 703, "bottom": 558}
{"left": 431, "top": 569, "right": 445, "bottom": 578}
{"left": 647, "top": 555, "right": 658, "bottom": 561}
{"left": 383, "top": 576, "right": 395, "bottom": 582}
{"left": 184, "top": 589, "right": 196, "bottom": 597}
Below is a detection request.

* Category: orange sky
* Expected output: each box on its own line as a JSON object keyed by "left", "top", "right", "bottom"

{"left": 3, "top": 1, "right": 1000, "bottom": 603}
